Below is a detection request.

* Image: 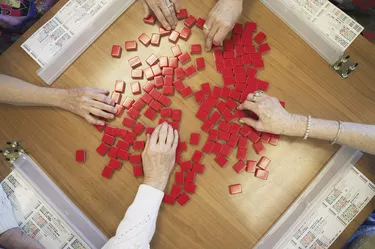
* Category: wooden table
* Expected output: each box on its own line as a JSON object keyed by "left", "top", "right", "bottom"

{"left": 1, "top": 0, "right": 375, "bottom": 248}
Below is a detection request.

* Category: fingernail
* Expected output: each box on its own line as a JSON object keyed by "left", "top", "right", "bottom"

{"left": 205, "top": 47, "right": 210, "bottom": 52}
{"left": 213, "top": 41, "right": 220, "bottom": 46}
{"left": 166, "top": 25, "right": 171, "bottom": 30}
{"left": 110, "top": 114, "right": 115, "bottom": 119}
{"left": 239, "top": 119, "right": 244, "bottom": 123}
{"left": 114, "top": 108, "right": 118, "bottom": 113}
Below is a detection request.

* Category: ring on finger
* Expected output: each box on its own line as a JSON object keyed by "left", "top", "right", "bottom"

{"left": 203, "top": 24, "right": 210, "bottom": 31}
{"left": 251, "top": 91, "right": 262, "bottom": 102}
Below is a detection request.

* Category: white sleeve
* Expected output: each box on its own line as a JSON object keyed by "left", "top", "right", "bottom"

{"left": 102, "top": 184, "right": 164, "bottom": 249}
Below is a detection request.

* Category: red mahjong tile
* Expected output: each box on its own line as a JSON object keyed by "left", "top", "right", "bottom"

{"left": 102, "top": 166, "right": 114, "bottom": 179}
{"left": 172, "top": 109, "right": 182, "bottom": 121}
{"left": 184, "top": 65, "right": 197, "bottom": 77}
{"left": 149, "top": 100, "right": 162, "bottom": 111}
{"left": 201, "top": 120, "right": 214, "bottom": 132}
{"left": 253, "top": 59, "right": 264, "bottom": 69}
{"left": 133, "top": 141, "right": 145, "bottom": 151}
{"left": 244, "top": 21, "right": 257, "bottom": 32}
{"left": 184, "top": 15, "right": 196, "bottom": 28}
{"left": 253, "top": 141, "right": 266, "bottom": 155}
{"left": 132, "top": 122, "right": 145, "bottom": 135}
{"left": 130, "top": 81, "right": 141, "bottom": 94}
{"left": 178, "top": 52, "right": 191, "bottom": 64}
{"left": 146, "top": 53, "right": 159, "bottom": 66}
{"left": 212, "top": 142, "right": 223, "bottom": 155}
{"left": 247, "top": 130, "right": 260, "bottom": 143}
{"left": 111, "top": 92, "right": 122, "bottom": 104}
{"left": 143, "top": 81, "right": 155, "bottom": 93}
{"left": 229, "top": 89, "right": 241, "bottom": 101}
{"left": 175, "top": 171, "right": 185, "bottom": 185}
{"left": 239, "top": 125, "right": 252, "bottom": 136}
{"left": 258, "top": 42, "right": 271, "bottom": 54}
{"left": 138, "top": 33, "right": 151, "bottom": 46}
{"left": 192, "top": 163, "right": 205, "bottom": 173}
{"left": 254, "top": 31, "right": 267, "bottom": 44}
{"left": 164, "top": 75, "right": 173, "bottom": 85}
{"left": 175, "top": 67, "right": 185, "bottom": 79}
{"left": 102, "top": 134, "right": 115, "bottom": 145}
{"left": 233, "top": 160, "right": 246, "bottom": 174}
{"left": 177, "top": 192, "right": 190, "bottom": 206}
{"left": 218, "top": 121, "right": 231, "bottom": 131}
{"left": 115, "top": 80, "right": 125, "bottom": 93}
{"left": 216, "top": 100, "right": 228, "bottom": 113}
{"left": 170, "top": 184, "right": 182, "bottom": 197}
{"left": 218, "top": 130, "right": 230, "bottom": 141}
{"left": 144, "top": 68, "right": 154, "bottom": 80}
{"left": 196, "top": 18, "right": 206, "bottom": 29}
{"left": 178, "top": 141, "right": 187, "bottom": 151}
{"left": 215, "top": 154, "right": 228, "bottom": 167}
{"left": 180, "top": 161, "right": 192, "bottom": 171}
{"left": 233, "top": 23, "right": 243, "bottom": 34}
{"left": 141, "top": 93, "right": 153, "bottom": 105}
{"left": 158, "top": 94, "right": 172, "bottom": 106}
{"left": 201, "top": 82, "right": 211, "bottom": 94}
{"left": 220, "top": 87, "right": 231, "bottom": 99}
{"left": 208, "top": 129, "right": 218, "bottom": 141}
{"left": 162, "top": 67, "right": 174, "bottom": 76}
{"left": 150, "top": 89, "right": 162, "bottom": 100}
{"left": 125, "top": 132, "right": 136, "bottom": 144}
{"left": 222, "top": 68, "right": 233, "bottom": 78}
{"left": 190, "top": 133, "right": 200, "bottom": 145}
{"left": 117, "top": 149, "right": 130, "bottom": 161}
{"left": 107, "top": 147, "right": 119, "bottom": 158}
{"left": 177, "top": 9, "right": 188, "bottom": 19}
{"left": 257, "top": 156, "right": 271, "bottom": 171}
{"left": 126, "top": 107, "right": 140, "bottom": 120}
{"left": 230, "top": 123, "right": 241, "bottom": 134}
{"left": 243, "top": 54, "right": 251, "bottom": 65}
{"left": 224, "top": 50, "right": 235, "bottom": 59}
{"left": 154, "top": 76, "right": 164, "bottom": 88}
{"left": 162, "top": 86, "right": 174, "bottom": 95}
{"left": 235, "top": 74, "right": 247, "bottom": 83}
{"left": 129, "top": 154, "right": 142, "bottom": 165}
{"left": 260, "top": 133, "right": 271, "bottom": 143}
{"left": 160, "top": 107, "right": 172, "bottom": 117}
{"left": 245, "top": 160, "right": 257, "bottom": 173}
{"left": 194, "top": 90, "right": 205, "bottom": 103}
{"left": 169, "top": 57, "right": 178, "bottom": 68}
{"left": 184, "top": 183, "right": 197, "bottom": 194}
{"left": 111, "top": 45, "right": 122, "bottom": 58}
{"left": 191, "top": 44, "right": 202, "bottom": 54}
{"left": 180, "top": 86, "right": 193, "bottom": 98}
{"left": 236, "top": 147, "right": 247, "bottom": 160}
{"left": 115, "top": 104, "right": 125, "bottom": 117}
{"left": 132, "top": 99, "right": 146, "bottom": 111}
{"left": 146, "top": 127, "right": 155, "bottom": 135}
{"left": 171, "top": 45, "right": 182, "bottom": 57}
{"left": 269, "top": 134, "right": 280, "bottom": 146}
{"left": 228, "top": 134, "right": 240, "bottom": 147}
{"left": 169, "top": 30, "right": 180, "bottom": 43}
{"left": 122, "top": 117, "right": 135, "bottom": 128}
{"left": 131, "top": 70, "right": 143, "bottom": 80}
{"left": 223, "top": 77, "right": 235, "bottom": 86}
{"left": 133, "top": 166, "right": 144, "bottom": 177}
{"left": 180, "top": 27, "right": 191, "bottom": 40}
{"left": 220, "top": 144, "right": 232, "bottom": 157}
{"left": 151, "top": 64, "right": 162, "bottom": 77}
{"left": 243, "top": 45, "right": 256, "bottom": 54}
{"left": 151, "top": 33, "right": 161, "bottom": 46}
{"left": 202, "top": 141, "right": 214, "bottom": 153}
{"left": 163, "top": 194, "right": 175, "bottom": 205}
{"left": 125, "top": 40, "right": 137, "bottom": 51}
{"left": 144, "top": 107, "right": 157, "bottom": 120}
{"left": 144, "top": 14, "right": 156, "bottom": 24}
{"left": 229, "top": 184, "right": 242, "bottom": 195}
{"left": 222, "top": 110, "right": 235, "bottom": 122}
{"left": 94, "top": 123, "right": 107, "bottom": 132}
{"left": 238, "top": 137, "right": 248, "bottom": 148}
{"left": 159, "top": 26, "right": 171, "bottom": 36}
{"left": 196, "top": 109, "right": 208, "bottom": 121}
{"left": 224, "top": 59, "right": 233, "bottom": 69}
{"left": 196, "top": 57, "right": 205, "bottom": 70}
{"left": 75, "top": 150, "right": 86, "bottom": 162}
{"left": 255, "top": 168, "right": 269, "bottom": 180}
{"left": 186, "top": 171, "right": 196, "bottom": 183}
{"left": 159, "top": 56, "right": 168, "bottom": 68}
{"left": 108, "top": 158, "right": 122, "bottom": 170}
{"left": 116, "top": 140, "right": 130, "bottom": 150}
{"left": 209, "top": 111, "right": 221, "bottom": 124}
{"left": 96, "top": 143, "right": 110, "bottom": 156}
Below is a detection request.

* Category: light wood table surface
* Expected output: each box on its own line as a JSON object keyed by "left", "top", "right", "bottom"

{"left": 0, "top": 0, "right": 375, "bottom": 248}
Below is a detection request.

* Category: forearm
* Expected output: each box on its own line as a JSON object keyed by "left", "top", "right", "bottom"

{"left": 0, "top": 74, "right": 67, "bottom": 107}
{"left": 0, "top": 228, "right": 45, "bottom": 249}
{"left": 287, "top": 114, "right": 375, "bottom": 154}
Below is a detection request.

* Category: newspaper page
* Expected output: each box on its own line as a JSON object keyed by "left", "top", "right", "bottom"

{"left": 284, "top": 166, "right": 375, "bottom": 249}
{"left": 281, "top": 0, "right": 364, "bottom": 50}
{"left": 1, "top": 170, "right": 92, "bottom": 249}
{"left": 21, "top": 0, "right": 112, "bottom": 67}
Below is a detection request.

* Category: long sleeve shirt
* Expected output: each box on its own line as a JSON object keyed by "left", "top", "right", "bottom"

{"left": 102, "top": 184, "right": 164, "bottom": 249}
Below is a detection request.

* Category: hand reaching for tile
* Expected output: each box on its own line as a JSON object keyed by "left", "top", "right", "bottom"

{"left": 204, "top": 0, "right": 243, "bottom": 51}
{"left": 140, "top": 0, "right": 181, "bottom": 30}
{"left": 142, "top": 122, "right": 179, "bottom": 191}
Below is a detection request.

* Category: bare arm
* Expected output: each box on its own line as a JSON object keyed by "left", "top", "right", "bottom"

{"left": 238, "top": 93, "right": 375, "bottom": 155}
{"left": 0, "top": 74, "right": 117, "bottom": 125}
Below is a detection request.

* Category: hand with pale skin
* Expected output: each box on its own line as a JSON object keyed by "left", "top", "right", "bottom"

{"left": 0, "top": 74, "right": 117, "bottom": 126}
{"left": 140, "top": 0, "right": 181, "bottom": 30}
{"left": 204, "top": 0, "right": 243, "bottom": 51}
{"left": 142, "top": 122, "right": 179, "bottom": 191}
{"left": 60, "top": 87, "right": 117, "bottom": 125}
{"left": 237, "top": 92, "right": 375, "bottom": 155}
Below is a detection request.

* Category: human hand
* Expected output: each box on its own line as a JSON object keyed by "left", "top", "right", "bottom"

{"left": 142, "top": 122, "right": 179, "bottom": 191}
{"left": 237, "top": 93, "right": 306, "bottom": 137}
{"left": 60, "top": 87, "right": 117, "bottom": 126}
{"left": 140, "top": 0, "right": 181, "bottom": 30}
{"left": 204, "top": 0, "right": 243, "bottom": 51}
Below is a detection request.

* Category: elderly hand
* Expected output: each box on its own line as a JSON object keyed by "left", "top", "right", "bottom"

{"left": 237, "top": 92, "right": 306, "bottom": 136}
{"left": 204, "top": 0, "right": 243, "bottom": 51}
{"left": 142, "top": 123, "right": 179, "bottom": 191}
{"left": 60, "top": 87, "right": 117, "bottom": 126}
{"left": 140, "top": 0, "right": 181, "bottom": 30}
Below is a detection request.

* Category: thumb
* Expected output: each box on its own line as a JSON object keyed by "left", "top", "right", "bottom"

{"left": 213, "top": 26, "right": 230, "bottom": 46}
{"left": 239, "top": 118, "right": 259, "bottom": 129}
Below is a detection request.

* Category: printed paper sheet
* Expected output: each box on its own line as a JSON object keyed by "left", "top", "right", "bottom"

{"left": 1, "top": 170, "right": 91, "bottom": 249}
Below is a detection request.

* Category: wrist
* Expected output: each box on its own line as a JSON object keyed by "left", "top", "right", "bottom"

{"left": 42, "top": 88, "right": 68, "bottom": 108}
{"left": 285, "top": 114, "right": 308, "bottom": 137}
{"left": 144, "top": 176, "right": 169, "bottom": 192}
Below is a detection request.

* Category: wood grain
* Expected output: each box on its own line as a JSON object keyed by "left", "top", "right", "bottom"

{"left": 0, "top": 0, "right": 374, "bottom": 248}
